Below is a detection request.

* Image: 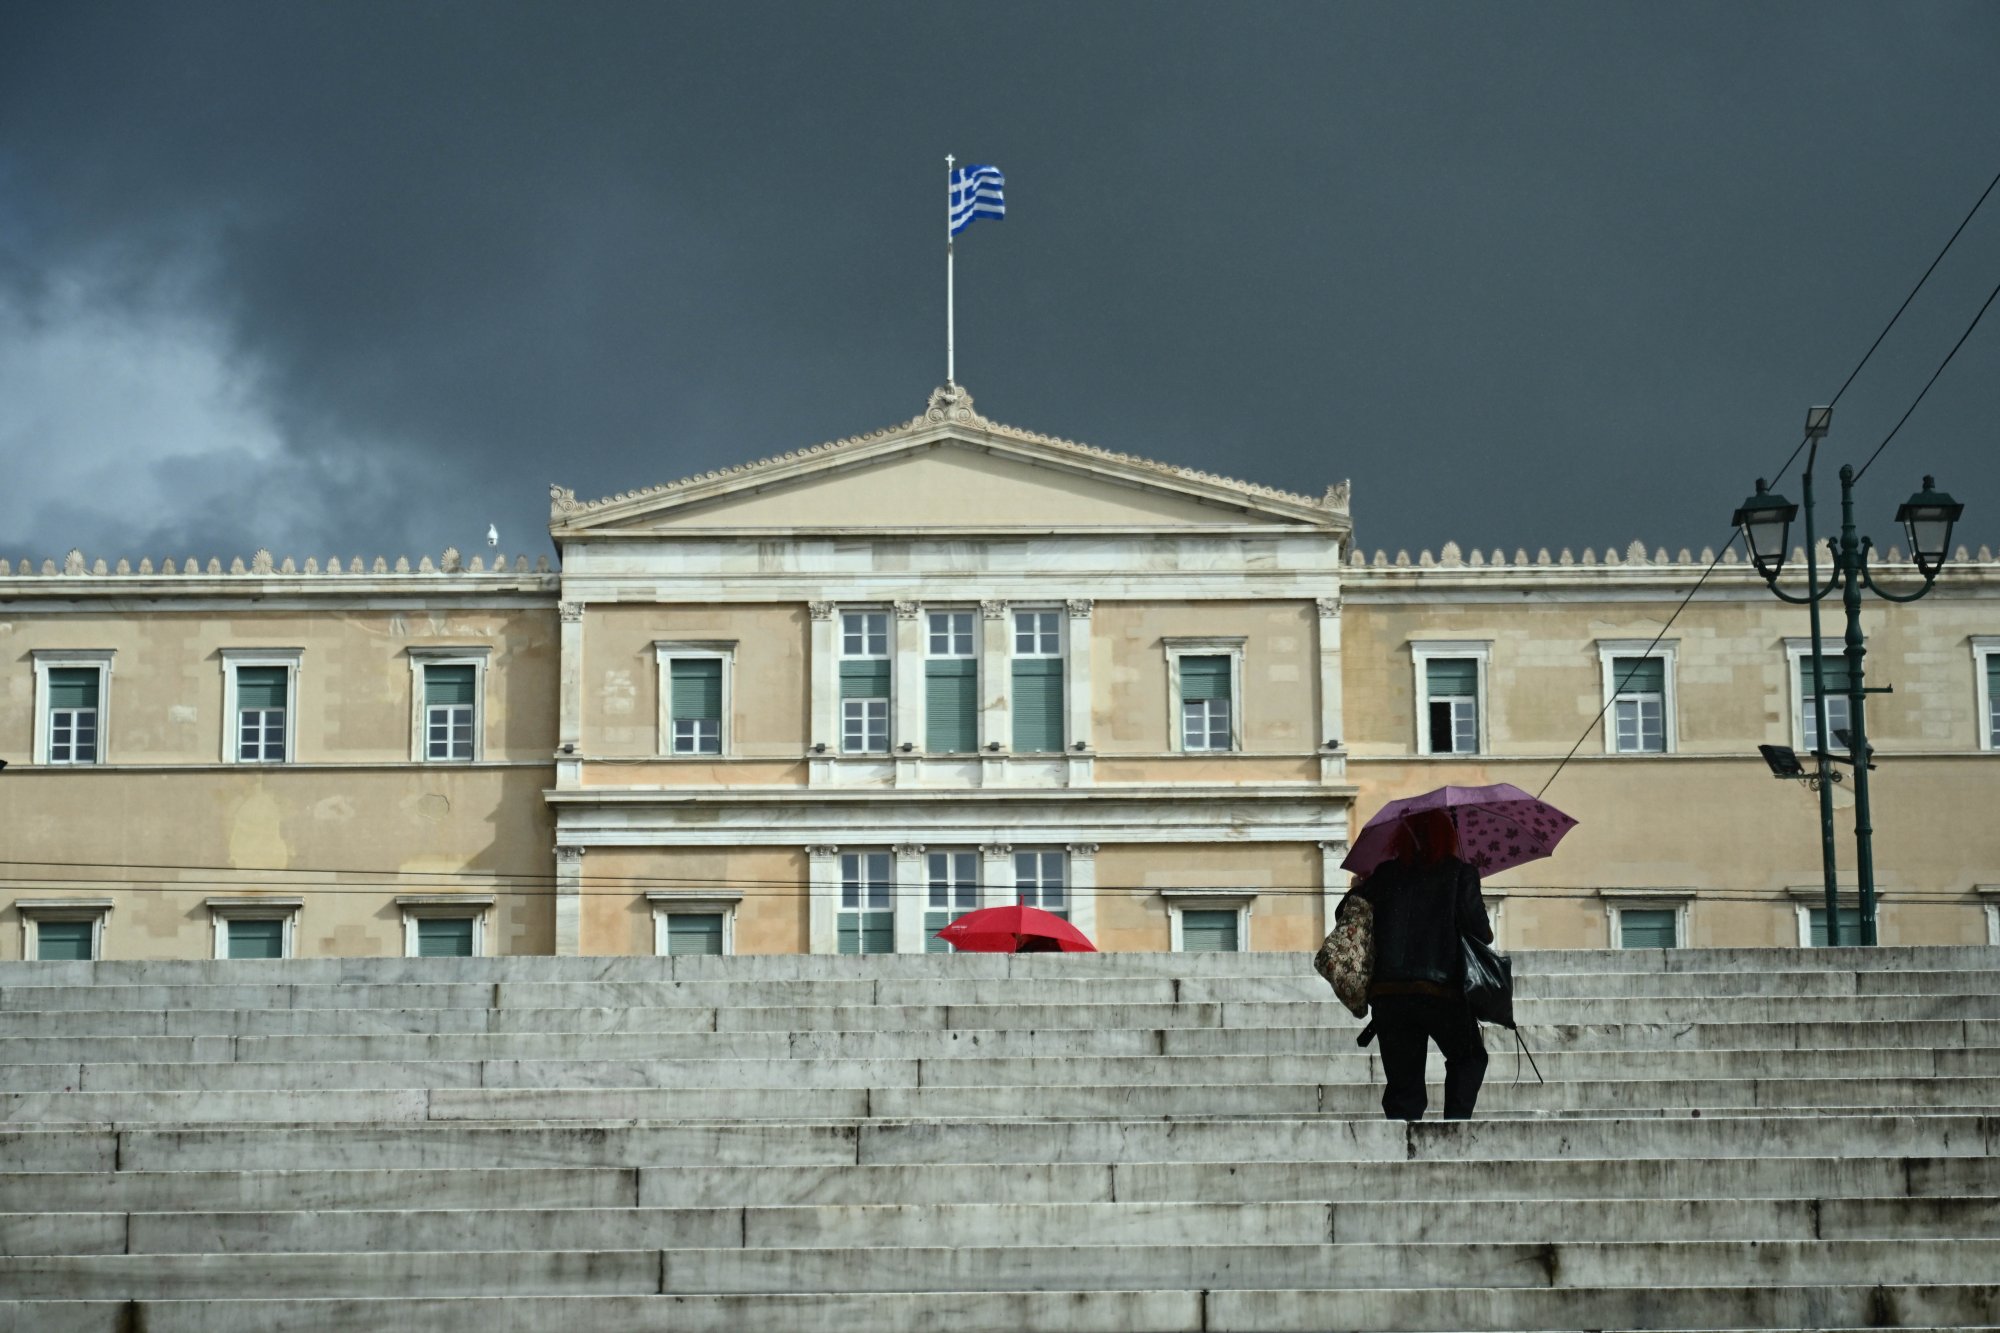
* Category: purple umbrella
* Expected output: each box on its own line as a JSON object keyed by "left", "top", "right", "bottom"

{"left": 1340, "top": 783, "right": 1579, "bottom": 878}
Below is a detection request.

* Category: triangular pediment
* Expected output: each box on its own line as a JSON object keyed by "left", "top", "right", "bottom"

{"left": 551, "top": 385, "right": 1349, "bottom": 534}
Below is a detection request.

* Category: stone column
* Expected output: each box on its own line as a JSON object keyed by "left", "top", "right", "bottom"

{"left": 808, "top": 603, "right": 837, "bottom": 785}
{"left": 1316, "top": 596, "right": 1345, "bottom": 784}
{"left": 557, "top": 602, "right": 585, "bottom": 789}
{"left": 893, "top": 600, "right": 923, "bottom": 783}
{"left": 893, "top": 843, "right": 927, "bottom": 954}
{"left": 978, "top": 600, "right": 1010, "bottom": 785}
{"left": 806, "top": 844, "right": 841, "bottom": 954}
{"left": 1317, "top": 840, "right": 1349, "bottom": 937}
{"left": 554, "top": 845, "right": 585, "bottom": 956}
{"left": 1066, "top": 842, "right": 1099, "bottom": 944}
{"left": 1065, "top": 599, "right": 1094, "bottom": 786}
{"left": 981, "top": 843, "right": 1016, "bottom": 909}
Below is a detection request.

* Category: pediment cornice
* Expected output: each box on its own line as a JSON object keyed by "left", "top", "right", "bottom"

{"left": 550, "top": 384, "right": 1350, "bottom": 533}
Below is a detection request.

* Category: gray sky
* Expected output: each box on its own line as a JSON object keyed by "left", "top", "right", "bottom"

{"left": 2, "top": 2, "right": 1996, "bottom": 566}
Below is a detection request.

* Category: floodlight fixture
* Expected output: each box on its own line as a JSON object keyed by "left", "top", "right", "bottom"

{"left": 1758, "top": 744, "right": 1805, "bottom": 779}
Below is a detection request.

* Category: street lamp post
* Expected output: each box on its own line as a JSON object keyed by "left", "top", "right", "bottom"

{"left": 1734, "top": 407, "right": 1964, "bottom": 946}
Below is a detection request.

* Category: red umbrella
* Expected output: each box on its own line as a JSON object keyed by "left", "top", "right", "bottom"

{"left": 934, "top": 905, "right": 1097, "bottom": 953}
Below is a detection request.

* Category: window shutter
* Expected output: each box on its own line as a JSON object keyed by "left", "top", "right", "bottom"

{"left": 416, "top": 917, "right": 475, "bottom": 957}
{"left": 1179, "top": 655, "right": 1232, "bottom": 703}
{"left": 924, "top": 910, "right": 953, "bottom": 953}
{"left": 1618, "top": 908, "right": 1678, "bottom": 949}
{"left": 1425, "top": 658, "right": 1478, "bottom": 697}
{"left": 1182, "top": 909, "right": 1239, "bottom": 952}
{"left": 424, "top": 665, "right": 477, "bottom": 707}
{"left": 236, "top": 667, "right": 288, "bottom": 709}
{"left": 840, "top": 660, "right": 891, "bottom": 700}
{"left": 837, "top": 912, "right": 894, "bottom": 955}
{"left": 47, "top": 668, "right": 100, "bottom": 709}
{"left": 666, "top": 912, "right": 724, "bottom": 956}
{"left": 925, "top": 659, "right": 977, "bottom": 752}
{"left": 1808, "top": 907, "right": 1862, "bottom": 947}
{"left": 670, "top": 659, "right": 723, "bottom": 720}
{"left": 1612, "top": 657, "right": 1664, "bottom": 695}
{"left": 36, "top": 919, "right": 94, "bottom": 960}
{"left": 227, "top": 918, "right": 286, "bottom": 959}
{"left": 1011, "top": 658, "right": 1064, "bottom": 752}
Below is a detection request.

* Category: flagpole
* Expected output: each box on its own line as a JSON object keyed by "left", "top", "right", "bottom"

{"left": 945, "top": 153, "right": 956, "bottom": 385}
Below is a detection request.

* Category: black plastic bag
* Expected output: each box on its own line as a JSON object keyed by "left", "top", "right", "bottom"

{"left": 1460, "top": 933, "right": 1515, "bottom": 1030}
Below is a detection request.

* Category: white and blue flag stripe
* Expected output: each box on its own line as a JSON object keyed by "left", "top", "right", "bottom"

{"left": 949, "top": 164, "right": 1005, "bottom": 237}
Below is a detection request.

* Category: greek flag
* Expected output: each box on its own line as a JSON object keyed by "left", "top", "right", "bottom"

{"left": 949, "top": 164, "right": 1005, "bottom": 237}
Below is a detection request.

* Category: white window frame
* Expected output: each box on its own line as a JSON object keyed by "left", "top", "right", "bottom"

{"left": 921, "top": 610, "right": 980, "bottom": 755}
{"left": 1784, "top": 638, "right": 1853, "bottom": 755}
{"left": 1596, "top": 639, "right": 1678, "bottom": 755}
{"left": 1162, "top": 637, "right": 1246, "bottom": 754}
{"left": 1785, "top": 884, "right": 1882, "bottom": 947}
{"left": 926, "top": 610, "right": 977, "bottom": 659}
{"left": 1600, "top": 891, "right": 1692, "bottom": 949}
{"left": 395, "top": 895, "right": 493, "bottom": 958}
{"left": 206, "top": 897, "right": 302, "bottom": 960}
{"left": 1410, "top": 640, "right": 1490, "bottom": 756}
{"left": 407, "top": 647, "right": 492, "bottom": 764}
{"left": 647, "top": 891, "right": 742, "bottom": 956}
{"left": 1013, "top": 848, "right": 1069, "bottom": 917}
{"left": 653, "top": 640, "right": 737, "bottom": 758}
{"left": 31, "top": 650, "right": 115, "bottom": 766}
{"left": 1012, "top": 608, "right": 1064, "bottom": 659}
{"left": 838, "top": 850, "right": 896, "bottom": 952}
{"left": 839, "top": 610, "right": 892, "bottom": 755}
{"left": 1980, "top": 886, "right": 2000, "bottom": 946}
{"left": 15, "top": 898, "right": 113, "bottom": 961}
{"left": 1162, "top": 889, "right": 1256, "bottom": 952}
{"left": 220, "top": 648, "right": 303, "bottom": 764}
{"left": 1972, "top": 637, "right": 2000, "bottom": 753}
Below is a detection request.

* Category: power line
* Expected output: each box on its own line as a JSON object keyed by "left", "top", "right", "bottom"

{"left": 1852, "top": 274, "right": 2000, "bottom": 482}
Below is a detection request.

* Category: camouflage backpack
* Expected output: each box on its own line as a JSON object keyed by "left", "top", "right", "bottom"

{"left": 1313, "top": 892, "right": 1373, "bottom": 1018}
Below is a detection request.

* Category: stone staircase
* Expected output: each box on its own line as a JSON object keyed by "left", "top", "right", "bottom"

{"left": 1, "top": 945, "right": 1996, "bottom": 1331}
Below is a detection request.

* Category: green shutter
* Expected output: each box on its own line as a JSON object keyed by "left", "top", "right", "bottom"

{"left": 424, "top": 664, "right": 476, "bottom": 707}
{"left": 840, "top": 660, "right": 891, "bottom": 700}
{"left": 1182, "top": 909, "right": 1239, "bottom": 952}
{"left": 236, "top": 667, "right": 288, "bottom": 709}
{"left": 1011, "top": 658, "right": 1064, "bottom": 752}
{"left": 1808, "top": 907, "right": 1863, "bottom": 947}
{"left": 416, "top": 917, "right": 475, "bottom": 957}
{"left": 227, "top": 918, "right": 285, "bottom": 959}
{"left": 1425, "top": 658, "right": 1478, "bottom": 697}
{"left": 1612, "top": 657, "right": 1664, "bottom": 695}
{"left": 1799, "top": 655, "right": 1853, "bottom": 694}
{"left": 1179, "top": 656, "right": 1232, "bottom": 703}
{"left": 666, "top": 912, "right": 724, "bottom": 956}
{"left": 925, "top": 659, "right": 977, "bottom": 752}
{"left": 1619, "top": 908, "right": 1678, "bottom": 949}
{"left": 924, "top": 910, "right": 954, "bottom": 953}
{"left": 36, "top": 919, "right": 94, "bottom": 961}
{"left": 47, "top": 668, "right": 100, "bottom": 709}
{"left": 670, "top": 659, "right": 723, "bottom": 720}
{"left": 837, "top": 912, "right": 894, "bottom": 954}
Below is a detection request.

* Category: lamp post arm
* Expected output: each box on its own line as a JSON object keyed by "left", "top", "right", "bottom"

{"left": 1761, "top": 573, "right": 1844, "bottom": 605}
{"left": 1857, "top": 539, "right": 1939, "bottom": 603}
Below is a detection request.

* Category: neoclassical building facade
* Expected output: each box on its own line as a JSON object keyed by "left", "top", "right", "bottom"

{"left": 4, "top": 385, "right": 1997, "bottom": 959}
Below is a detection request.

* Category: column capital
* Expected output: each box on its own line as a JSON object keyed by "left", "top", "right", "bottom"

{"left": 1065, "top": 843, "right": 1099, "bottom": 857}
{"left": 1315, "top": 596, "right": 1341, "bottom": 618}
{"left": 893, "top": 600, "right": 921, "bottom": 620}
{"left": 892, "top": 843, "right": 926, "bottom": 859}
{"left": 559, "top": 601, "right": 586, "bottom": 623}
{"left": 980, "top": 599, "right": 1009, "bottom": 620}
{"left": 980, "top": 843, "right": 1013, "bottom": 857}
{"left": 1065, "top": 598, "right": 1094, "bottom": 618}
{"left": 553, "top": 845, "right": 585, "bottom": 863}
{"left": 808, "top": 601, "right": 836, "bottom": 621}
{"left": 1317, "top": 840, "right": 1349, "bottom": 854}
{"left": 806, "top": 844, "right": 841, "bottom": 860}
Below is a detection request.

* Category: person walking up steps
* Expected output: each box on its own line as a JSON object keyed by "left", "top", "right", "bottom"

{"left": 1353, "top": 808, "right": 1493, "bottom": 1121}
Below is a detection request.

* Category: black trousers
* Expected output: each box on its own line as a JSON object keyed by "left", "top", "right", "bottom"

{"left": 1372, "top": 993, "right": 1488, "bottom": 1121}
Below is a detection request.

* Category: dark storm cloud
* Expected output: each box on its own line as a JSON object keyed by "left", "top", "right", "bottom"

{"left": 1, "top": 1, "right": 1996, "bottom": 565}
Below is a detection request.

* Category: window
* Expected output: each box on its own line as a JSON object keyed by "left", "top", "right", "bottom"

{"left": 1799, "top": 656, "right": 1852, "bottom": 753}
{"left": 1410, "top": 641, "right": 1489, "bottom": 757}
{"left": 1804, "top": 906, "right": 1863, "bottom": 948}
{"left": 1618, "top": 907, "right": 1679, "bottom": 949}
{"left": 1180, "top": 657, "right": 1232, "bottom": 751}
{"left": 648, "top": 893, "right": 741, "bottom": 956}
{"left": 424, "top": 666, "right": 477, "bottom": 761}
{"left": 1011, "top": 611, "right": 1064, "bottom": 753}
{"left": 1596, "top": 640, "right": 1676, "bottom": 755}
{"left": 839, "top": 852, "right": 894, "bottom": 953}
{"left": 221, "top": 649, "right": 301, "bottom": 764}
{"left": 924, "top": 850, "right": 979, "bottom": 952}
{"left": 925, "top": 612, "right": 978, "bottom": 753}
{"left": 1015, "top": 850, "right": 1067, "bottom": 919}
{"left": 654, "top": 641, "right": 735, "bottom": 758}
{"left": 31, "top": 650, "right": 114, "bottom": 766}
{"left": 1975, "top": 639, "right": 2000, "bottom": 752}
{"left": 840, "top": 613, "right": 891, "bottom": 754}
{"left": 207, "top": 898, "right": 301, "bottom": 959}
{"left": 16, "top": 900, "right": 111, "bottom": 961}
{"left": 396, "top": 896, "right": 491, "bottom": 958}
{"left": 1182, "top": 909, "right": 1240, "bottom": 952}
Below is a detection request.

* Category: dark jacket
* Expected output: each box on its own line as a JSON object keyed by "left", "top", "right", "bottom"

{"left": 1355, "top": 856, "right": 1491, "bottom": 995}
